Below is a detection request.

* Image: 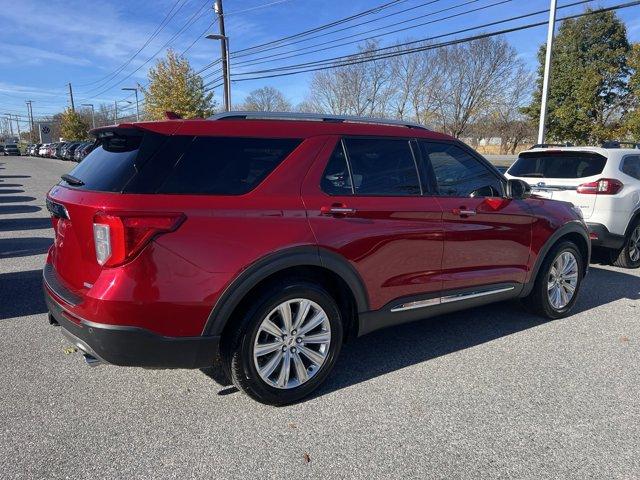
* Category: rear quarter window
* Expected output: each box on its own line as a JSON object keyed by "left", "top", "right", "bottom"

{"left": 158, "top": 137, "right": 301, "bottom": 195}
{"left": 509, "top": 151, "right": 607, "bottom": 179}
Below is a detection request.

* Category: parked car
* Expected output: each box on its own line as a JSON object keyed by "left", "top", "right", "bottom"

{"left": 0, "top": 145, "right": 4, "bottom": 155}
{"left": 38, "top": 144, "right": 49, "bottom": 156}
{"left": 74, "top": 142, "right": 95, "bottom": 162}
{"left": 32, "top": 143, "right": 42, "bottom": 156}
{"left": 506, "top": 142, "right": 640, "bottom": 268}
{"left": 3, "top": 143, "right": 20, "bottom": 155}
{"left": 44, "top": 112, "right": 590, "bottom": 405}
{"left": 54, "top": 143, "right": 67, "bottom": 159}
{"left": 64, "top": 142, "right": 83, "bottom": 161}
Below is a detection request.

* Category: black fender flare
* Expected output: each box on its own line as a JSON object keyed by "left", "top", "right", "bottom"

{"left": 521, "top": 220, "right": 590, "bottom": 297}
{"left": 201, "top": 246, "right": 369, "bottom": 336}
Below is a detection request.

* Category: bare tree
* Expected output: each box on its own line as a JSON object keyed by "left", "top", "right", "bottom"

{"left": 306, "top": 41, "right": 394, "bottom": 116}
{"left": 240, "top": 86, "right": 293, "bottom": 112}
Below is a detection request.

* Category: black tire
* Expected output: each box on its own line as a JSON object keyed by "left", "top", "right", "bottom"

{"left": 610, "top": 220, "right": 640, "bottom": 269}
{"left": 223, "top": 281, "right": 343, "bottom": 406}
{"left": 522, "top": 241, "right": 585, "bottom": 319}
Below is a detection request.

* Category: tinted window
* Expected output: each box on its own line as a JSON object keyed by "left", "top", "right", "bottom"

{"left": 321, "top": 142, "right": 353, "bottom": 195}
{"left": 421, "top": 142, "right": 502, "bottom": 197}
{"left": 342, "top": 138, "right": 420, "bottom": 196}
{"left": 159, "top": 137, "right": 300, "bottom": 195}
{"left": 63, "top": 133, "right": 145, "bottom": 192}
{"left": 621, "top": 155, "right": 640, "bottom": 180}
{"left": 508, "top": 152, "right": 607, "bottom": 178}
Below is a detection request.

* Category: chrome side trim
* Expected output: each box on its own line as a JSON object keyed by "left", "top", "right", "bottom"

{"left": 440, "top": 286, "right": 515, "bottom": 304}
{"left": 390, "top": 286, "right": 515, "bottom": 312}
{"left": 390, "top": 297, "right": 440, "bottom": 312}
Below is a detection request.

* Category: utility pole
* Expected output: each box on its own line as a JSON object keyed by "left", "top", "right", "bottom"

{"left": 26, "top": 100, "right": 35, "bottom": 142}
{"left": 68, "top": 83, "right": 76, "bottom": 112}
{"left": 122, "top": 87, "right": 140, "bottom": 121}
{"left": 81, "top": 104, "right": 96, "bottom": 129}
{"left": 537, "top": 0, "right": 557, "bottom": 145}
{"left": 114, "top": 100, "right": 118, "bottom": 123}
{"left": 214, "top": 0, "right": 231, "bottom": 111}
{"left": 15, "top": 114, "right": 21, "bottom": 140}
{"left": 4, "top": 114, "right": 14, "bottom": 137}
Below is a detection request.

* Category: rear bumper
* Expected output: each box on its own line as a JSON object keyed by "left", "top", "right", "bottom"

{"left": 586, "top": 223, "right": 625, "bottom": 250}
{"left": 44, "top": 286, "right": 220, "bottom": 369}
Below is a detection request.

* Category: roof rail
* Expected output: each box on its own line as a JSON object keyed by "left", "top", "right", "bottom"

{"left": 208, "top": 111, "right": 427, "bottom": 130}
{"left": 601, "top": 140, "right": 640, "bottom": 149}
{"left": 531, "top": 142, "right": 574, "bottom": 148}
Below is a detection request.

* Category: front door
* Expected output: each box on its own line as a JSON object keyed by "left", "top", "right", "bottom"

{"left": 302, "top": 136, "right": 444, "bottom": 311}
{"left": 419, "top": 141, "right": 533, "bottom": 292}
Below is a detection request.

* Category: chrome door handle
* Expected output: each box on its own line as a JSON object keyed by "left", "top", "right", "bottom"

{"left": 320, "top": 205, "right": 357, "bottom": 217}
{"left": 452, "top": 208, "right": 476, "bottom": 216}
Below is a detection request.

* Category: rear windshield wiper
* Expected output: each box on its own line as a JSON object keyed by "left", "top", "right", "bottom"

{"left": 517, "top": 173, "right": 545, "bottom": 177}
{"left": 61, "top": 173, "right": 85, "bottom": 186}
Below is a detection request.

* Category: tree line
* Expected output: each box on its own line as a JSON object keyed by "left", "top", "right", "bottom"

{"left": 41, "top": 8, "right": 638, "bottom": 150}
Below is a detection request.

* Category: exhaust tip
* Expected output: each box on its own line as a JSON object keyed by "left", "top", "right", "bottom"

{"left": 82, "top": 353, "right": 101, "bottom": 367}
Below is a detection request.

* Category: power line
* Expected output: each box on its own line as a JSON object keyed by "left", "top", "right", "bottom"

{"left": 225, "top": 0, "right": 298, "bottom": 16}
{"left": 218, "top": 0, "right": 640, "bottom": 85}
{"left": 233, "top": 0, "right": 508, "bottom": 69}
{"left": 231, "top": 0, "right": 594, "bottom": 77}
{"left": 74, "top": 0, "right": 189, "bottom": 88}
{"left": 231, "top": 0, "right": 446, "bottom": 62}
{"left": 76, "top": 0, "right": 212, "bottom": 101}
{"left": 232, "top": 0, "right": 409, "bottom": 56}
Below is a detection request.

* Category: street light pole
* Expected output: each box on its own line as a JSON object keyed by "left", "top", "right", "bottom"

{"left": 122, "top": 87, "right": 140, "bottom": 121}
{"left": 537, "top": 0, "right": 558, "bottom": 145}
{"left": 81, "top": 103, "right": 95, "bottom": 129}
{"left": 26, "top": 100, "right": 35, "bottom": 142}
{"left": 4, "top": 114, "right": 14, "bottom": 137}
{"left": 208, "top": 0, "right": 231, "bottom": 111}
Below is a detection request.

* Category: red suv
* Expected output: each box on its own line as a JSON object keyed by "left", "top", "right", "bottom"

{"left": 44, "top": 112, "right": 590, "bottom": 405}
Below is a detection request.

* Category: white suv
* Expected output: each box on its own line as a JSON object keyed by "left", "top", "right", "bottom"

{"left": 506, "top": 142, "right": 640, "bottom": 268}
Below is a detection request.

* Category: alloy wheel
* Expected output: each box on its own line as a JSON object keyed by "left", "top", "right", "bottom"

{"left": 547, "top": 251, "right": 579, "bottom": 310}
{"left": 253, "top": 298, "right": 331, "bottom": 389}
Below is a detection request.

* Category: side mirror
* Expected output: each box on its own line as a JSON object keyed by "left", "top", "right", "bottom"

{"left": 506, "top": 179, "right": 530, "bottom": 200}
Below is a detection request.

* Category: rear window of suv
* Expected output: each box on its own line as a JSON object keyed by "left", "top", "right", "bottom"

{"left": 508, "top": 151, "right": 607, "bottom": 178}
{"left": 62, "top": 131, "right": 300, "bottom": 195}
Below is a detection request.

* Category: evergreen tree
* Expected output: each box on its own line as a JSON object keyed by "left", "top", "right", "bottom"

{"left": 60, "top": 108, "right": 89, "bottom": 141}
{"left": 525, "top": 10, "right": 631, "bottom": 143}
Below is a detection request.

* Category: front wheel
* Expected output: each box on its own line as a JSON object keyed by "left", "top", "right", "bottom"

{"left": 225, "top": 281, "right": 343, "bottom": 405}
{"left": 610, "top": 221, "right": 640, "bottom": 269}
{"left": 523, "top": 241, "right": 585, "bottom": 319}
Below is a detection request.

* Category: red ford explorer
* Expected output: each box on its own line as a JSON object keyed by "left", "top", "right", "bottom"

{"left": 44, "top": 112, "right": 590, "bottom": 405}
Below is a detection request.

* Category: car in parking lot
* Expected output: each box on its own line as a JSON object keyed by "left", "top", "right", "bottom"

{"left": 44, "top": 112, "right": 590, "bottom": 405}
{"left": 73, "top": 142, "right": 95, "bottom": 162}
{"left": 3, "top": 143, "right": 21, "bottom": 155}
{"left": 506, "top": 142, "right": 640, "bottom": 268}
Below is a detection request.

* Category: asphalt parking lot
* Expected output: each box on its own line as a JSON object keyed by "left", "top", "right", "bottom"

{"left": 1, "top": 154, "right": 639, "bottom": 479}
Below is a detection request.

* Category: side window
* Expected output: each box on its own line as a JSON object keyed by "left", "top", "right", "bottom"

{"left": 321, "top": 142, "right": 353, "bottom": 195}
{"left": 621, "top": 155, "right": 640, "bottom": 180}
{"left": 420, "top": 142, "right": 502, "bottom": 197}
{"left": 158, "top": 137, "right": 300, "bottom": 195}
{"left": 342, "top": 138, "right": 421, "bottom": 196}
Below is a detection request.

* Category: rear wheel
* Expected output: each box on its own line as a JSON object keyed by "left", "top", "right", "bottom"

{"left": 224, "top": 281, "right": 343, "bottom": 405}
{"left": 523, "top": 241, "right": 584, "bottom": 319}
{"left": 610, "top": 221, "right": 640, "bottom": 269}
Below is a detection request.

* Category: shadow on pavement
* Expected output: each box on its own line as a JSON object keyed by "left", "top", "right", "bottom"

{"left": 0, "top": 175, "right": 30, "bottom": 179}
{"left": 0, "top": 189, "right": 25, "bottom": 195}
{"left": 312, "top": 266, "right": 640, "bottom": 398}
{"left": 0, "top": 237, "right": 52, "bottom": 259}
{"left": 0, "top": 218, "right": 52, "bottom": 232}
{"left": 0, "top": 205, "right": 41, "bottom": 215}
{"left": 0, "top": 195, "right": 37, "bottom": 204}
{"left": 0, "top": 183, "right": 23, "bottom": 188}
{"left": 0, "top": 270, "right": 48, "bottom": 320}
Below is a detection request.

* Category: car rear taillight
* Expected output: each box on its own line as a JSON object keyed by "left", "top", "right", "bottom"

{"left": 576, "top": 178, "right": 623, "bottom": 195}
{"left": 93, "top": 213, "right": 185, "bottom": 267}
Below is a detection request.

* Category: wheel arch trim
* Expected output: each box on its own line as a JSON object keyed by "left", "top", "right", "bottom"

{"left": 522, "top": 221, "right": 590, "bottom": 297}
{"left": 201, "top": 246, "right": 369, "bottom": 336}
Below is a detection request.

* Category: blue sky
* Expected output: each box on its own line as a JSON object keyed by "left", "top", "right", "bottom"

{"left": 1, "top": 0, "right": 639, "bottom": 127}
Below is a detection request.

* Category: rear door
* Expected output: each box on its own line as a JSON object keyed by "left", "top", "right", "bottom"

{"left": 419, "top": 140, "right": 533, "bottom": 291}
{"left": 302, "top": 136, "right": 443, "bottom": 310}
{"left": 507, "top": 150, "right": 608, "bottom": 219}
